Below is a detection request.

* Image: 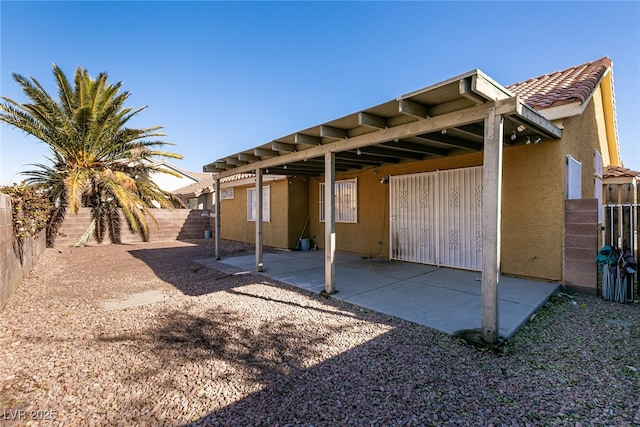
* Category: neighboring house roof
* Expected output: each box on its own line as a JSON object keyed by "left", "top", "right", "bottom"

{"left": 172, "top": 176, "right": 213, "bottom": 198}
{"left": 149, "top": 159, "right": 210, "bottom": 181}
{"left": 604, "top": 165, "right": 640, "bottom": 179}
{"left": 172, "top": 173, "right": 256, "bottom": 197}
{"left": 507, "top": 57, "right": 612, "bottom": 109}
{"left": 141, "top": 159, "right": 217, "bottom": 195}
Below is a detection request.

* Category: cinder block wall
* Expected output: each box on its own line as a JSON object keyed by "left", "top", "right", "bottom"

{"left": 564, "top": 199, "right": 598, "bottom": 294}
{"left": 0, "top": 193, "right": 47, "bottom": 311}
{"left": 52, "top": 208, "right": 212, "bottom": 247}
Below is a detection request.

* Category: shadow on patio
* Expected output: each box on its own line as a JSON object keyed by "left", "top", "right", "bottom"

{"left": 129, "top": 241, "right": 558, "bottom": 338}
{"left": 205, "top": 249, "right": 559, "bottom": 339}
{"left": 127, "top": 239, "right": 275, "bottom": 296}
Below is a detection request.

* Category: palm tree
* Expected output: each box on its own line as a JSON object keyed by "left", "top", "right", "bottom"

{"left": 0, "top": 64, "right": 185, "bottom": 245}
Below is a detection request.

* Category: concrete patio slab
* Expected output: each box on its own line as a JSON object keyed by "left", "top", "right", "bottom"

{"left": 202, "top": 249, "right": 559, "bottom": 339}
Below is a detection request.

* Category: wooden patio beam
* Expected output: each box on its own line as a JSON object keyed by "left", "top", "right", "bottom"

{"left": 272, "top": 141, "right": 296, "bottom": 152}
{"left": 398, "top": 98, "right": 430, "bottom": 119}
{"left": 413, "top": 133, "right": 483, "bottom": 151}
{"left": 238, "top": 153, "right": 261, "bottom": 162}
{"left": 226, "top": 157, "right": 247, "bottom": 166}
{"left": 320, "top": 125, "right": 348, "bottom": 140}
{"left": 358, "top": 112, "right": 387, "bottom": 129}
{"left": 459, "top": 78, "right": 487, "bottom": 104}
{"left": 381, "top": 139, "right": 448, "bottom": 157}
{"left": 254, "top": 148, "right": 278, "bottom": 158}
{"left": 215, "top": 97, "right": 520, "bottom": 179}
{"left": 295, "top": 133, "right": 321, "bottom": 146}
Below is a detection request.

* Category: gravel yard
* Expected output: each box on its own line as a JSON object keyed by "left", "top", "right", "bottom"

{"left": 1, "top": 239, "right": 639, "bottom": 426}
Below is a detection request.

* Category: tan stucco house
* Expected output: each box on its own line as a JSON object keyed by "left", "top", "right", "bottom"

{"left": 204, "top": 57, "right": 622, "bottom": 342}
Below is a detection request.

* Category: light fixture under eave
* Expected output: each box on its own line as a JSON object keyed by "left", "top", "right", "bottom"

{"left": 534, "top": 137, "right": 542, "bottom": 144}
{"left": 265, "top": 168, "right": 269, "bottom": 173}
{"left": 441, "top": 129, "right": 447, "bottom": 134}
{"left": 525, "top": 136, "right": 531, "bottom": 145}
{"left": 511, "top": 130, "right": 517, "bottom": 141}
{"left": 379, "top": 176, "right": 389, "bottom": 184}
{"left": 283, "top": 164, "right": 288, "bottom": 170}
{"left": 356, "top": 148, "right": 362, "bottom": 155}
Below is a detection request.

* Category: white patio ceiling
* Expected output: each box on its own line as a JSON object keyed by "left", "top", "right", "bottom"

{"left": 203, "top": 69, "right": 562, "bottom": 178}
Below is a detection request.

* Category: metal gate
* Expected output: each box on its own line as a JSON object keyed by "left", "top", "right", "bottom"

{"left": 603, "top": 203, "right": 639, "bottom": 299}
{"left": 390, "top": 167, "right": 483, "bottom": 270}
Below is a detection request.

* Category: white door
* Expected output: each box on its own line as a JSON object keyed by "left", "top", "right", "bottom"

{"left": 390, "top": 172, "right": 437, "bottom": 264}
{"left": 390, "top": 167, "right": 483, "bottom": 270}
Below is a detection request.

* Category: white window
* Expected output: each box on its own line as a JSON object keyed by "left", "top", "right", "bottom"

{"left": 594, "top": 150, "right": 603, "bottom": 180}
{"left": 247, "top": 186, "right": 270, "bottom": 222}
{"left": 220, "top": 188, "right": 234, "bottom": 200}
{"left": 319, "top": 179, "right": 357, "bottom": 223}
{"left": 567, "top": 155, "right": 582, "bottom": 200}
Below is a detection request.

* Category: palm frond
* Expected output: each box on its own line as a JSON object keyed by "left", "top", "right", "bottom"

{"left": 53, "top": 63, "right": 75, "bottom": 116}
{"left": 64, "top": 168, "right": 90, "bottom": 214}
{"left": 74, "top": 218, "right": 96, "bottom": 247}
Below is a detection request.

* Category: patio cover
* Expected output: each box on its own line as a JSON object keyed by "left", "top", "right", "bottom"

{"left": 203, "top": 69, "right": 563, "bottom": 343}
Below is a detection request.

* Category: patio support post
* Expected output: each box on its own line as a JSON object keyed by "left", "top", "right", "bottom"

{"left": 324, "top": 151, "right": 336, "bottom": 294}
{"left": 481, "top": 106, "right": 503, "bottom": 344}
{"left": 255, "top": 167, "right": 264, "bottom": 272}
{"left": 214, "top": 176, "right": 221, "bottom": 260}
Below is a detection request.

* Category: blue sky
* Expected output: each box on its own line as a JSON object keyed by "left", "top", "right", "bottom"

{"left": 1, "top": 1, "right": 638, "bottom": 185}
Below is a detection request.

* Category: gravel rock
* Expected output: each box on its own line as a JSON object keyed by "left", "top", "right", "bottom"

{"left": 0, "top": 240, "right": 638, "bottom": 426}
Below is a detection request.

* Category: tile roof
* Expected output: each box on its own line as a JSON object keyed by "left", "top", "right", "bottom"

{"left": 507, "top": 57, "right": 612, "bottom": 109}
{"left": 604, "top": 165, "right": 640, "bottom": 179}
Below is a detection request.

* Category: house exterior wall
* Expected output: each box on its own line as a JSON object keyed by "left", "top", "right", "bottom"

{"left": 501, "top": 141, "right": 565, "bottom": 280}
{"left": 219, "top": 177, "right": 291, "bottom": 248}
{"left": 217, "top": 92, "right": 607, "bottom": 286}
{"left": 563, "top": 90, "right": 607, "bottom": 201}
{"left": 185, "top": 193, "right": 213, "bottom": 210}
{"left": 308, "top": 170, "right": 389, "bottom": 256}
{"left": 307, "top": 152, "right": 484, "bottom": 258}
{"left": 150, "top": 169, "right": 198, "bottom": 192}
{"left": 501, "top": 95, "right": 605, "bottom": 282}
{"left": 287, "top": 177, "right": 310, "bottom": 248}
{"left": 309, "top": 95, "right": 604, "bottom": 283}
